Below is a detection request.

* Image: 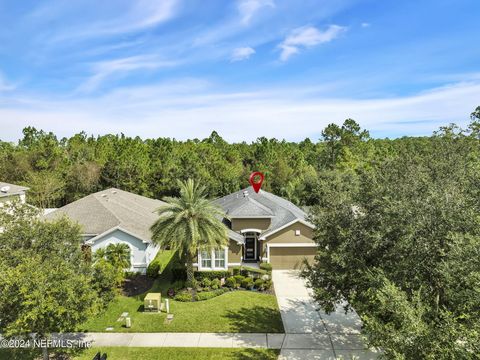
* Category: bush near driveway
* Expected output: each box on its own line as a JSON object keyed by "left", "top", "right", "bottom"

{"left": 232, "top": 266, "right": 268, "bottom": 278}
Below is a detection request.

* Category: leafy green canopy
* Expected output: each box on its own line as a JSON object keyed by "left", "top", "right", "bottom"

{"left": 0, "top": 203, "right": 114, "bottom": 340}
{"left": 303, "top": 133, "right": 480, "bottom": 358}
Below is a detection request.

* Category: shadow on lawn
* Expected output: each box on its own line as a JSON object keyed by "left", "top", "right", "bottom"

{"left": 223, "top": 306, "right": 284, "bottom": 333}
{"left": 231, "top": 348, "right": 278, "bottom": 360}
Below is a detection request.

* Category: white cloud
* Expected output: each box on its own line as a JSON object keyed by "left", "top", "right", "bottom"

{"left": 1, "top": 80, "right": 479, "bottom": 142}
{"left": 279, "top": 25, "right": 346, "bottom": 61}
{"left": 238, "top": 0, "right": 275, "bottom": 25}
{"left": 231, "top": 47, "right": 256, "bottom": 62}
{"left": 0, "top": 72, "right": 16, "bottom": 92}
{"left": 77, "top": 55, "right": 179, "bottom": 93}
{"left": 41, "top": 0, "right": 179, "bottom": 42}
{"left": 361, "top": 22, "right": 370, "bottom": 28}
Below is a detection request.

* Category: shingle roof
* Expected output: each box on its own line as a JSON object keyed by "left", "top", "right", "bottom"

{"left": 45, "top": 188, "right": 165, "bottom": 242}
{"left": 227, "top": 197, "right": 274, "bottom": 217}
{"left": 0, "top": 182, "right": 29, "bottom": 198}
{"left": 213, "top": 186, "right": 313, "bottom": 238}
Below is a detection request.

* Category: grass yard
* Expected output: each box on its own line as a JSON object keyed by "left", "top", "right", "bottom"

{"left": 80, "top": 288, "right": 283, "bottom": 333}
{"left": 80, "top": 252, "right": 284, "bottom": 333}
{"left": 75, "top": 347, "right": 280, "bottom": 360}
{"left": 0, "top": 347, "right": 280, "bottom": 360}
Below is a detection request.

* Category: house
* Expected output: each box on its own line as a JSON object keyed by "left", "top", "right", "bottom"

{"left": 195, "top": 187, "right": 316, "bottom": 271}
{"left": 0, "top": 181, "right": 29, "bottom": 206}
{"left": 45, "top": 188, "right": 165, "bottom": 274}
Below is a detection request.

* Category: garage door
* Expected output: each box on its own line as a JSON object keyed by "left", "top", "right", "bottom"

{"left": 269, "top": 246, "right": 316, "bottom": 270}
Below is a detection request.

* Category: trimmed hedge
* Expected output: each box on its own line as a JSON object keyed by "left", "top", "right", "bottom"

{"left": 174, "top": 288, "right": 229, "bottom": 302}
{"left": 241, "top": 277, "right": 254, "bottom": 289}
{"left": 174, "top": 291, "right": 193, "bottom": 302}
{"left": 232, "top": 266, "right": 267, "bottom": 278}
{"left": 225, "top": 276, "right": 236, "bottom": 288}
{"left": 259, "top": 263, "right": 272, "bottom": 273}
{"left": 194, "top": 270, "right": 230, "bottom": 281}
{"left": 195, "top": 288, "right": 229, "bottom": 301}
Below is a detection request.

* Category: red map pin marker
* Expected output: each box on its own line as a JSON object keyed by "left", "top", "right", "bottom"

{"left": 249, "top": 172, "right": 264, "bottom": 193}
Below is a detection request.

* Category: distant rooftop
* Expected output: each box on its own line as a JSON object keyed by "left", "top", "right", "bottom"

{"left": 45, "top": 188, "right": 165, "bottom": 242}
{"left": 0, "top": 182, "right": 29, "bottom": 198}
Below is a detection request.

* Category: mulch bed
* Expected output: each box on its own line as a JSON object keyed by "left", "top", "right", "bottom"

{"left": 122, "top": 274, "right": 155, "bottom": 296}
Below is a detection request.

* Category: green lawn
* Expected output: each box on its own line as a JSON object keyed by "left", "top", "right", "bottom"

{"left": 79, "top": 274, "right": 284, "bottom": 333}
{"left": 0, "top": 347, "right": 280, "bottom": 360}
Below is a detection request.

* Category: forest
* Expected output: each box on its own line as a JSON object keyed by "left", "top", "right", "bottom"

{"left": 1, "top": 106, "right": 479, "bottom": 358}
{"left": 1, "top": 106, "right": 478, "bottom": 210}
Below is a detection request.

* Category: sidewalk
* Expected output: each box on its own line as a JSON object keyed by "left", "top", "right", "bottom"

{"left": 55, "top": 332, "right": 285, "bottom": 349}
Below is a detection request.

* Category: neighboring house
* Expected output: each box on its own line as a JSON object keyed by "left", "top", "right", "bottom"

{"left": 45, "top": 188, "right": 165, "bottom": 274}
{"left": 195, "top": 187, "right": 316, "bottom": 271}
{"left": 0, "top": 181, "right": 29, "bottom": 206}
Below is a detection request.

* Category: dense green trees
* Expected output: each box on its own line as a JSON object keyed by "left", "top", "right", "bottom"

{"left": 303, "top": 118, "right": 480, "bottom": 358}
{"left": 0, "top": 204, "right": 111, "bottom": 360}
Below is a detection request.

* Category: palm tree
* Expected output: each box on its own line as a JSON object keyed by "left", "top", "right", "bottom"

{"left": 92, "top": 247, "right": 107, "bottom": 263}
{"left": 105, "top": 243, "right": 131, "bottom": 270}
{"left": 150, "top": 179, "right": 228, "bottom": 286}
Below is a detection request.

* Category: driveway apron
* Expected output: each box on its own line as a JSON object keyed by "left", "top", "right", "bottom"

{"left": 272, "top": 270, "right": 380, "bottom": 360}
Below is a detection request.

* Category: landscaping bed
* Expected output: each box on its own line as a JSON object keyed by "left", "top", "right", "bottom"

{"left": 122, "top": 274, "right": 155, "bottom": 296}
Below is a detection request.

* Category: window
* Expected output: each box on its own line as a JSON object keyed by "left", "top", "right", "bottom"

{"left": 214, "top": 249, "right": 225, "bottom": 268}
{"left": 200, "top": 250, "right": 211, "bottom": 268}
{"left": 199, "top": 248, "right": 227, "bottom": 270}
{"left": 295, "top": 229, "right": 301, "bottom": 236}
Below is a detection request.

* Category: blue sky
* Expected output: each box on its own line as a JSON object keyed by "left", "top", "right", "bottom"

{"left": 0, "top": 0, "right": 479, "bottom": 142}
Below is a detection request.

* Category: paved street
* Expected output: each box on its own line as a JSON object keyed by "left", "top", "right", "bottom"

{"left": 272, "top": 270, "right": 380, "bottom": 360}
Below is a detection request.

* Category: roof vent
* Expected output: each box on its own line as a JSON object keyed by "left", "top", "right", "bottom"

{"left": 243, "top": 190, "right": 249, "bottom": 197}
{"left": 0, "top": 186, "right": 10, "bottom": 193}
{"left": 111, "top": 190, "right": 117, "bottom": 194}
{"left": 101, "top": 194, "right": 107, "bottom": 198}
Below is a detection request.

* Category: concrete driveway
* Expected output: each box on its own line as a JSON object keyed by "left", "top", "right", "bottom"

{"left": 272, "top": 270, "right": 380, "bottom": 360}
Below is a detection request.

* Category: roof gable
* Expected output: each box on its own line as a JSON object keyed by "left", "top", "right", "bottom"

{"left": 214, "top": 186, "right": 310, "bottom": 236}
{"left": 46, "top": 188, "right": 165, "bottom": 242}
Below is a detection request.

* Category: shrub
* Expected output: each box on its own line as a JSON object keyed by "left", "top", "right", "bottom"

{"left": 232, "top": 266, "right": 267, "bottom": 278}
{"left": 233, "top": 275, "right": 245, "bottom": 284}
{"left": 254, "top": 278, "right": 265, "bottom": 290}
{"left": 174, "top": 291, "right": 193, "bottom": 302}
{"left": 186, "top": 278, "right": 198, "bottom": 289}
{"left": 194, "top": 270, "right": 230, "bottom": 281}
{"left": 211, "top": 278, "right": 221, "bottom": 290}
{"left": 92, "top": 260, "right": 120, "bottom": 307}
{"left": 241, "top": 277, "right": 254, "bottom": 289}
{"left": 146, "top": 260, "right": 162, "bottom": 278}
{"left": 167, "top": 280, "right": 185, "bottom": 297}
{"left": 195, "top": 288, "right": 228, "bottom": 301}
{"left": 259, "top": 263, "right": 272, "bottom": 273}
{"left": 225, "top": 276, "right": 236, "bottom": 288}
{"left": 263, "top": 279, "right": 273, "bottom": 290}
{"left": 201, "top": 278, "right": 212, "bottom": 289}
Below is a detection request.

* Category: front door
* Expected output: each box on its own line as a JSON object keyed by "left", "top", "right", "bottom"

{"left": 244, "top": 234, "right": 256, "bottom": 260}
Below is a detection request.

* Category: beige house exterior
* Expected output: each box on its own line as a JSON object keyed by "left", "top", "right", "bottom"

{"left": 195, "top": 187, "right": 317, "bottom": 271}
